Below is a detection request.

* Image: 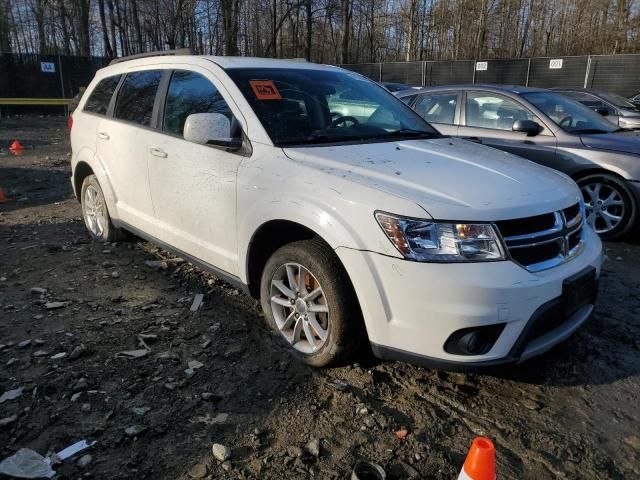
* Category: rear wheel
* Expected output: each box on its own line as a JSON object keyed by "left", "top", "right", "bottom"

{"left": 81, "top": 175, "right": 124, "bottom": 242}
{"left": 578, "top": 173, "right": 636, "bottom": 239}
{"left": 260, "top": 239, "right": 364, "bottom": 367}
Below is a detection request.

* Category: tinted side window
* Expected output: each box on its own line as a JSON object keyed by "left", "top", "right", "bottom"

{"left": 414, "top": 93, "right": 457, "bottom": 124}
{"left": 114, "top": 70, "right": 163, "bottom": 126}
{"left": 466, "top": 92, "right": 535, "bottom": 130}
{"left": 84, "top": 75, "right": 121, "bottom": 115}
{"left": 163, "top": 70, "right": 232, "bottom": 135}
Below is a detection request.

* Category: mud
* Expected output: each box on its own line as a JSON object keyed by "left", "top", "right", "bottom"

{"left": 1, "top": 117, "right": 639, "bottom": 479}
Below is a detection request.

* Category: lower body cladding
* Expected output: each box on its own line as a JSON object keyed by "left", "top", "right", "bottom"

{"left": 335, "top": 227, "right": 603, "bottom": 370}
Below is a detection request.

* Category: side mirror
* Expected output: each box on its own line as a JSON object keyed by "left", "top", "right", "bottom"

{"left": 512, "top": 119, "right": 542, "bottom": 136}
{"left": 594, "top": 107, "right": 609, "bottom": 117}
{"left": 184, "top": 113, "right": 242, "bottom": 150}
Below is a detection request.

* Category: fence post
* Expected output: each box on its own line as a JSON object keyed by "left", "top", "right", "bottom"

{"left": 421, "top": 61, "right": 426, "bottom": 86}
{"left": 525, "top": 58, "right": 531, "bottom": 86}
{"left": 583, "top": 55, "right": 592, "bottom": 88}
{"left": 57, "top": 54, "right": 65, "bottom": 97}
{"left": 472, "top": 60, "right": 476, "bottom": 84}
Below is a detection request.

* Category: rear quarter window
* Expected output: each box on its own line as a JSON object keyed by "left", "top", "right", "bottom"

{"left": 83, "top": 75, "right": 121, "bottom": 115}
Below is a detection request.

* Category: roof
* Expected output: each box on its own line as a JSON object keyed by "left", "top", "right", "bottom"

{"left": 208, "top": 56, "right": 334, "bottom": 70}
{"left": 395, "top": 84, "right": 549, "bottom": 96}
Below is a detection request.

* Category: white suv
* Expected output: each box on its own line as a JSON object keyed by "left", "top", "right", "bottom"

{"left": 70, "top": 53, "right": 603, "bottom": 369}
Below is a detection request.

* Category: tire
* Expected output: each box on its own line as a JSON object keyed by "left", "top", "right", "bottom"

{"left": 80, "top": 174, "right": 124, "bottom": 242}
{"left": 577, "top": 173, "right": 637, "bottom": 240}
{"left": 260, "top": 238, "right": 365, "bottom": 367}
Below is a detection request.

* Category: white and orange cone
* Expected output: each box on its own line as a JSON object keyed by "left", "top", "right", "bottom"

{"left": 458, "top": 437, "right": 496, "bottom": 480}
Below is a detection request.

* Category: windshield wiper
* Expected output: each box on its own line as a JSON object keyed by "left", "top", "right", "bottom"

{"left": 377, "top": 128, "right": 440, "bottom": 139}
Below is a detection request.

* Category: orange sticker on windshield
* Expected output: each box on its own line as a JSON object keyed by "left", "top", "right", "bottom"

{"left": 249, "top": 80, "right": 282, "bottom": 100}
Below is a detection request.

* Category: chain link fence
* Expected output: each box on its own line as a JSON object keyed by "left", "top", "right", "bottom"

{"left": 342, "top": 54, "right": 640, "bottom": 97}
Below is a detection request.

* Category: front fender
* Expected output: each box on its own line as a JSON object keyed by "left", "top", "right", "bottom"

{"left": 72, "top": 147, "right": 120, "bottom": 222}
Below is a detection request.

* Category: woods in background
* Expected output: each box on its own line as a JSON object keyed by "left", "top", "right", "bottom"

{"left": 0, "top": 0, "right": 638, "bottom": 63}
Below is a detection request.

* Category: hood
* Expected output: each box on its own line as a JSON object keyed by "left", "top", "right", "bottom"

{"left": 580, "top": 130, "right": 640, "bottom": 154}
{"left": 283, "top": 137, "right": 580, "bottom": 221}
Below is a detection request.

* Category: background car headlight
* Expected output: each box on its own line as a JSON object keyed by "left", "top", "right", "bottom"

{"left": 375, "top": 212, "right": 506, "bottom": 262}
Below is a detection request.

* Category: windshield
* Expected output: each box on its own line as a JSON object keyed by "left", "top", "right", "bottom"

{"left": 521, "top": 91, "right": 618, "bottom": 134}
{"left": 598, "top": 91, "right": 639, "bottom": 111}
{"left": 226, "top": 68, "right": 439, "bottom": 146}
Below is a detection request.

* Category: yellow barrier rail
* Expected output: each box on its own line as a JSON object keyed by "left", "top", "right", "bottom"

{"left": 0, "top": 98, "right": 72, "bottom": 106}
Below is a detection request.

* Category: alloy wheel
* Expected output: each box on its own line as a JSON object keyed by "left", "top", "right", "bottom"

{"left": 83, "top": 184, "right": 107, "bottom": 238}
{"left": 269, "top": 262, "right": 330, "bottom": 354}
{"left": 580, "top": 181, "right": 625, "bottom": 234}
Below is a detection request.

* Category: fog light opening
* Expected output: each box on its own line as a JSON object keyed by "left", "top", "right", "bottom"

{"left": 444, "top": 324, "right": 506, "bottom": 356}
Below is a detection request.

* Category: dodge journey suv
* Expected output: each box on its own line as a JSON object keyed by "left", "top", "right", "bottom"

{"left": 70, "top": 53, "right": 603, "bottom": 368}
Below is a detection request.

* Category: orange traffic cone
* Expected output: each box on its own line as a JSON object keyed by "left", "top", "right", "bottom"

{"left": 458, "top": 437, "right": 495, "bottom": 480}
{"left": 0, "top": 187, "right": 6, "bottom": 203}
{"left": 10, "top": 140, "right": 24, "bottom": 151}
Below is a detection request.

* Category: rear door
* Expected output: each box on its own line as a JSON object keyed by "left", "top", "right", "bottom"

{"left": 96, "top": 69, "right": 164, "bottom": 230}
{"left": 410, "top": 91, "right": 460, "bottom": 136}
{"left": 458, "top": 90, "right": 558, "bottom": 169}
{"left": 145, "top": 68, "right": 242, "bottom": 275}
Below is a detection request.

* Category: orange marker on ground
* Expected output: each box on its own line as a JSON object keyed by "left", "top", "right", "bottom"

{"left": 458, "top": 437, "right": 496, "bottom": 480}
{"left": 10, "top": 140, "right": 24, "bottom": 150}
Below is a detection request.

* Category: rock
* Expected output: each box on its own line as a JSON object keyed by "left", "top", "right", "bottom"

{"left": 125, "top": 425, "right": 144, "bottom": 436}
{"left": 364, "top": 417, "right": 376, "bottom": 428}
{"left": 76, "top": 454, "right": 93, "bottom": 468}
{"left": 45, "top": 301, "right": 67, "bottom": 310}
{"left": 30, "top": 287, "right": 47, "bottom": 294}
{"left": 305, "top": 438, "right": 320, "bottom": 458}
{"left": 190, "top": 294, "right": 204, "bottom": 312}
{"left": 188, "top": 360, "right": 204, "bottom": 370}
{"left": 145, "top": 260, "right": 168, "bottom": 270}
{"left": 111, "top": 271, "right": 120, "bottom": 278}
{"left": 132, "top": 406, "right": 150, "bottom": 416}
{"left": 71, "top": 392, "right": 82, "bottom": 402}
{"left": 68, "top": 344, "right": 86, "bottom": 360}
{"left": 0, "top": 415, "right": 18, "bottom": 427}
{"left": 188, "top": 463, "right": 208, "bottom": 479}
{"left": 34, "top": 339, "right": 46, "bottom": 345}
{"left": 18, "top": 339, "right": 31, "bottom": 348}
{"left": 287, "top": 446, "right": 303, "bottom": 458}
{"left": 33, "top": 350, "right": 49, "bottom": 357}
{"left": 0, "top": 387, "right": 24, "bottom": 403}
{"left": 201, "top": 392, "right": 216, "bottom": 401}
{"left": 164, "top": 383, "right": 177, "bottom": 391}
{"left": 212, "top": 443, "right": 231, "bottom": 462}
{"left": 184, "top": 368, "right": 195, "bottom": 377}
{"left": 50, "top": 352, "right": 67, "bottom": 360}
{"left": 81, "top": 403, "right": 92, "bottom": 413}
{"left": 6, "top": 358, "right": 18, "bottom": 366}
{"left": 221, "top": 461, "right": 232, "bottom": 471}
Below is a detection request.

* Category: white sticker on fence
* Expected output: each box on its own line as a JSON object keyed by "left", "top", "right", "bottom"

{"left": 475, "top": 61, "right": 488, "bottom": 71}
{"left": 549, "top": 59, "right": 563, "bottom": 69}
{"left": 40, "top": 62, "right": 56, "bottom": 73}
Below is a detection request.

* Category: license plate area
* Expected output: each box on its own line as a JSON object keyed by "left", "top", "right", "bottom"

{"left": 563, "top": 267, "right": 597, "bottom": 316}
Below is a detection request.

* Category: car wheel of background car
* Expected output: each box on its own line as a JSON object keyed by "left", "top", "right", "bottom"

{"left": 578, "top": 173, "right": 637, "bottom": 239}
{"left": 81, "top": 174, "right": 124, "bottom": 242}
{"left": 260, "top": 238, "right": 364, "bottom": 367}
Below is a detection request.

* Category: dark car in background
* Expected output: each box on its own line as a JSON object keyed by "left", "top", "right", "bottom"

{"left": 381, "top": 82, "right": 415, "bottom": 92}
{"left": 397, "top": 85, "right": 640, "bottom": 239}
{"left": 552, "top": 88, "right": 640, "bottom": 130}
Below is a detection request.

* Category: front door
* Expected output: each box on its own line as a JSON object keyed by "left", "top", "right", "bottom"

{"left": 146, "top": 69, "right": 242, "bottom": 276}
{"left": 458, "top": 91, "right": 558, "bottom": 169}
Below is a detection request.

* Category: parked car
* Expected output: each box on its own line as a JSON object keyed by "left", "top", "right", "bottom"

{"left": 552, "top": 88, "right": 640, "bottom": 130}
{"left": 628, "top": 92, "right": 640, "bottom": 108}
{"left": 71, "top": 55, "right": 602, "bottom": 369}
{"left": 380, "top": 81, "right": 415, "bottom": 92}
{"left": 397, "top": 85, "right": 640, "bottom": 239}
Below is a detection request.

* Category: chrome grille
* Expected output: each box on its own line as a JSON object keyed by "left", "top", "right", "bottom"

{"left": 496, "top": 203, "right": 585, "bottom": 272}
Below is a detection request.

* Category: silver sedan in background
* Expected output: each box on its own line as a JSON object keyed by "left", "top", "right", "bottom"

{"left": 397, "top": 85, "right": 640, "bottom": 239}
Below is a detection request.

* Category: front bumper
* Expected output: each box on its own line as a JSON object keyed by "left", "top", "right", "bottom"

{"left": 335, "top": 226, "right": 603, "bottom": 369}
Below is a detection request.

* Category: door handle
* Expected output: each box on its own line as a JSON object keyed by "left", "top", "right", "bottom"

{"left": 98, "top": 132, "right": 110, "bottom": 140}
{"left": 149, "top": 147, "right": 168, "bottom": 158}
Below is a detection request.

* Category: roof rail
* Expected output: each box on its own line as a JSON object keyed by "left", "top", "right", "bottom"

{"left": 109, "top": 48, "right": 195, "bottom": 65}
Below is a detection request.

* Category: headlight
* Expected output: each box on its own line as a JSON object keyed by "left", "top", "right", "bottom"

{"left": 375, "top": 212, "right": 506, "bottom": 262}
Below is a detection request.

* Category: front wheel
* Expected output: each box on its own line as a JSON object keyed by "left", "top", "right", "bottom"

{"left": 260, "top": 239, "right": 364, "bottom": 367}
{"left": 577, "top": 174, "right": 637, "bottom": 240}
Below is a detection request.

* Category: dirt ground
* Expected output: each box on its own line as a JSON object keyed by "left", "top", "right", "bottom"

{"left": 0, "top": 116, "right": 639, "bottom": 480}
